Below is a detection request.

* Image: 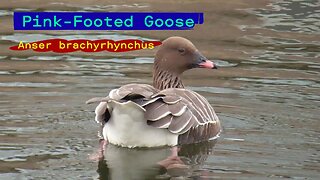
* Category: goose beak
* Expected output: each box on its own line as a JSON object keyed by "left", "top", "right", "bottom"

{"left": 194, "top": 51, "right": 218, "bottom": 69}
{"left": 198, "top": 60, "right": 217, "bottom": 69}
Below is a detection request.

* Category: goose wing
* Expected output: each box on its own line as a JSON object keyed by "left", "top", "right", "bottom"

{"left": 87, "top": 84, "right": 221, "bottom": 144}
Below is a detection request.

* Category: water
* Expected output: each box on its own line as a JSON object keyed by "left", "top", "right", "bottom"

{"left": 0, "top": 0, "right": 319, "bottom": 179}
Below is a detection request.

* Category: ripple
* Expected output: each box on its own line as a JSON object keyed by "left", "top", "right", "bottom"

{"left": 9, "top": 55, "right": 154, "bottom": 67}
{"left": 214, "top": 60, "right": 238, "bottom": 67}
{"left": 224, "top": 138, "right": 245, "bottom": 142}
{"left": 0, "top": 10, "right": 12, "bottom": 17}
{"left": 239, "top": 35, "right": 320, "bottom": 52}
{"left": 27, "top": 56, "right": 65, "bottom": 61}
{"left": 0, "top": 71, "right": 11, "bottom": 75}
{"left": 250, "top": 0, "right": 320, "bottom": 34}
{"left": 0, "top": 82, "right": 65, "bottom": 88}
{"left": 191, "top": 86, "right": 239, "bottom": 94}
{"left": 238, "top": 35, "right": 319, "bottom": 68}
{"left": 65, "top": 56, "right": 154, "bottom": 64}
{"left": 0, "top": 56, "right": 7, "bottom": 60}
{"left": 0, "top": 67, "right": 126, "bottom": 77}
{"left": 49, "top": 2, "right": 148, "bottom": 11}
{"left": 308, "top": 65, "right": 320, "bottom": 69}
{"left": 234, "top": 77, "right": 316, "bottom": 86}
{"left": 0, "top": 152, "right": 68, "bottom": 163}
{"left": 82, "top": 4, "right": 149, "bottom": 11}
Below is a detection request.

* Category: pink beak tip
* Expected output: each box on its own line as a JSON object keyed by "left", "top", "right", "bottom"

{"left": 199, "top": 60, "right": 217, "bottom": 69}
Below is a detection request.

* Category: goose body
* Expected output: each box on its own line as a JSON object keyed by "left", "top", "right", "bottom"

{"left": 103, "top": 100, "right": 178, "bottom": 147}
{"left": 87, "top": 37, "right": 222, "bottom": 147}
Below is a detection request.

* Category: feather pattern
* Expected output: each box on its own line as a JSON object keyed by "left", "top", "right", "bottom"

{"left": 92, "top": 83, "right": 221, "bottom": 144}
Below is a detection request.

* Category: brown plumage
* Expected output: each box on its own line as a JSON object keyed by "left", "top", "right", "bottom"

{"left": 87, "top": 36, "right": 221, "bottom": 147}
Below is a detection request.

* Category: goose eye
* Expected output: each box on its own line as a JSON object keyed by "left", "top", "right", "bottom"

{"left": 178, "top": 48, "right": 185, "bottom": 53}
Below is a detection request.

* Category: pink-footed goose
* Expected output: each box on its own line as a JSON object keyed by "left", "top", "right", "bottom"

{"left": 87, "top": 36, "right": 222, "bottom": 148}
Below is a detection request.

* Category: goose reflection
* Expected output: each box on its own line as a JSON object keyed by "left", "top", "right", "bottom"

{"left": 95, "top": 140, "right": 217, "bottom": 180}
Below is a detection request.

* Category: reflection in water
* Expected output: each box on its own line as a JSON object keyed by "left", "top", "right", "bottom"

{"left": 96, "top": 141, "right": 217, "bottom": 180}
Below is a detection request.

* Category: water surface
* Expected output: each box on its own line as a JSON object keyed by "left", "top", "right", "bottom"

{"left": 0, "top": 0, "right": 319, "bottom": 179}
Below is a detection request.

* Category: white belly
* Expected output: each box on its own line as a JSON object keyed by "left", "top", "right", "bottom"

{"left": 103, "top": 101, "right": 178, "bottom": 148}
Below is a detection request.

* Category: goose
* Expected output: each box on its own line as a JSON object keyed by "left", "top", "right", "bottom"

{"left": 87, "top": 36, "right": 222, "bottom": 148}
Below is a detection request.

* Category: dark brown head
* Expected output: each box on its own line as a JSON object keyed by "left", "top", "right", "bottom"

{"left": 154, "top": 36, "right": 217, "bottom": 75}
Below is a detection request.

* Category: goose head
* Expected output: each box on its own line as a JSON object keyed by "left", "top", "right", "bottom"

{"left": 154, "top": 36, "right": 217, "bottom": 76}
